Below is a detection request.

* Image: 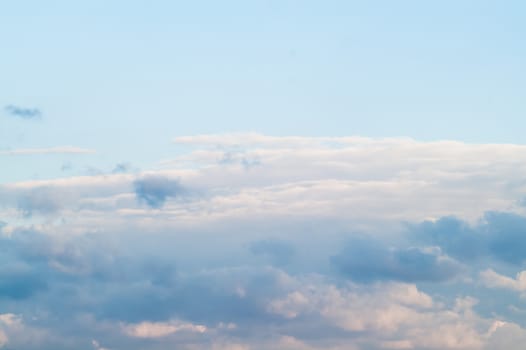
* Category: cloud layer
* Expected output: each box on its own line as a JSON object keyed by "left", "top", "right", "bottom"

{"left": 2, "top": 134, "right": 526, "bottom": 349}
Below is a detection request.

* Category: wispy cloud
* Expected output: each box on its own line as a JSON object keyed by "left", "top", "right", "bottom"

{"left": 4, "top": 105, "right": 42, "bottom": 120}
{"left": 0, "top": 146, "right": 96, "bottom": 155}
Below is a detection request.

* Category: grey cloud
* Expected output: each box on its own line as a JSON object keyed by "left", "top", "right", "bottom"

{"left": 0, "top": 219, "right": 519, "bottom": 350}
{"left": 413, "top": 212, "right": 526, "bottom": 265}
{"left": 250, "top": 239, "right": 295, "bottom": 266}
{"left": 331, "top": 236, "right": 462, "bottom": 283}
{"left": 16, "top": 187, "right": 66, "bottom": 217}
{"left": 133, "top": 175, "right": 185, "bottom": 208}
{"left": 4, "top": 105, "right": 42, "bottom": 119}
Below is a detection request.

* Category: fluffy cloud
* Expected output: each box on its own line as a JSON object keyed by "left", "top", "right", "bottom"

{"left": 480, "top": 269, "right": 526, "bottom": 293}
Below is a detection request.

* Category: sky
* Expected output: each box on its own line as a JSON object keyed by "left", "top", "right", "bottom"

{"left": 1, "top": 1, "right": 526, "bottom": 349}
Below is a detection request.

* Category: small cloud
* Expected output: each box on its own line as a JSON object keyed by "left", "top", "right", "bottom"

{"left": 134, "top": 175, "right": 185, "bottom": 208}
{"left": 112, "top": 162, "right": 134, "bottom": 174}
{"left": 4, "top": 105, "right": 42, "bottom": 120}
{"left": 122, "top": 320, "right": 206, "bottom": 338}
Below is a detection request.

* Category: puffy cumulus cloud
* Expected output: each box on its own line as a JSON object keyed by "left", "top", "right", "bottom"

{"left": 484, "top": 321, "right": 526, "bottom": 350}
{"left": 0, "top": 313, "right": 49, "bottom": 349}
{"left": 264, "top": 278, "right": 517, "bottom": 350}
{"left": 331, "top": 237, "right": 462, "bottom": 283}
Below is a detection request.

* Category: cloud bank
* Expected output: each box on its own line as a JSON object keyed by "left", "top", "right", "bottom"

{"left": 1, "top": 134, "right": 526, "bottom": 349}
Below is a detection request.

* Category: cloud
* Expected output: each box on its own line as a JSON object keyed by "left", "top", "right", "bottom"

{"left": 3, "top": 135, "right": 526, "bottom": 229}
{"left": 0, "top": 223, "right": 524, "bottom": 349}
{"left": 331, "top": 237, "right": 462, "bottom": 283}
{"left": 92, "top": 340, "right": 109, "bottom": 350}
{"left": 414, "top": 212, "right": 526, "bottom": 265}
{"left": 0, "top": 147, "right": 96, "bottom": 155}
{"left": 122, "top": 320, "right": 206, "bottom": 338}
{"left": 0, "top": 267, "right": 47, "bottom": 299}
{"left": 266, "top": 280, "right": 499, "bottom": 350}
{"left": 250, "top": 239, "right": 295, "bottom": 266}
{"left": 4, "top": 105, "right": 41, "bottom": 119}
{"left": 133, "top": 175, "right": 185, "bottom": 208}
{"left": 3, "top": 135, "right": 526, "bottom": 348}
{"left": 480, "top": 269, "right": 526, "bottom": 293}
{"left": 15, "top": 187, "right": 67, "bottom": 217}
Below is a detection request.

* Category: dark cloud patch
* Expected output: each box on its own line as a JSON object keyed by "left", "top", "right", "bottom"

{"left": 133, "top": 175, "right": 184, "bottom": 208}
{"left": 413, "top": 212, "right": 526, "bottom": 265}
{"left": 485, "top": 212, "right": 526, "bottom": 265}
{"left": 4, "top": 105, "right": 42, "bottom": 119}
{"left": 331, "top": 236, "right": 462, "bottom": 283}
{"left": 250, "top": 239, "right": 295, "bottom": 266}
{"left": 411, "top": 216, "right": 485, "bottom": 261}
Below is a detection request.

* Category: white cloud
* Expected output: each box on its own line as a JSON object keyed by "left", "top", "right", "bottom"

{"left": 480, "top": 269, "right": 526, "bottom": 292}
{"left": 3, "top": 135, "right": 526, "bottom": 234}
{"left": 266, "top": 279, "right": 505, "bottom": 350}
{"left": 123, "top": 320, "right": 207, "bottom": 338}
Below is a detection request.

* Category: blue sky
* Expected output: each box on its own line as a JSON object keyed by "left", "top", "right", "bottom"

{"left": 2, "top": 1, "right": 526, "bottom": 349}
{"left": 2, "top": 0, "right": 526, "bottom": 182}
